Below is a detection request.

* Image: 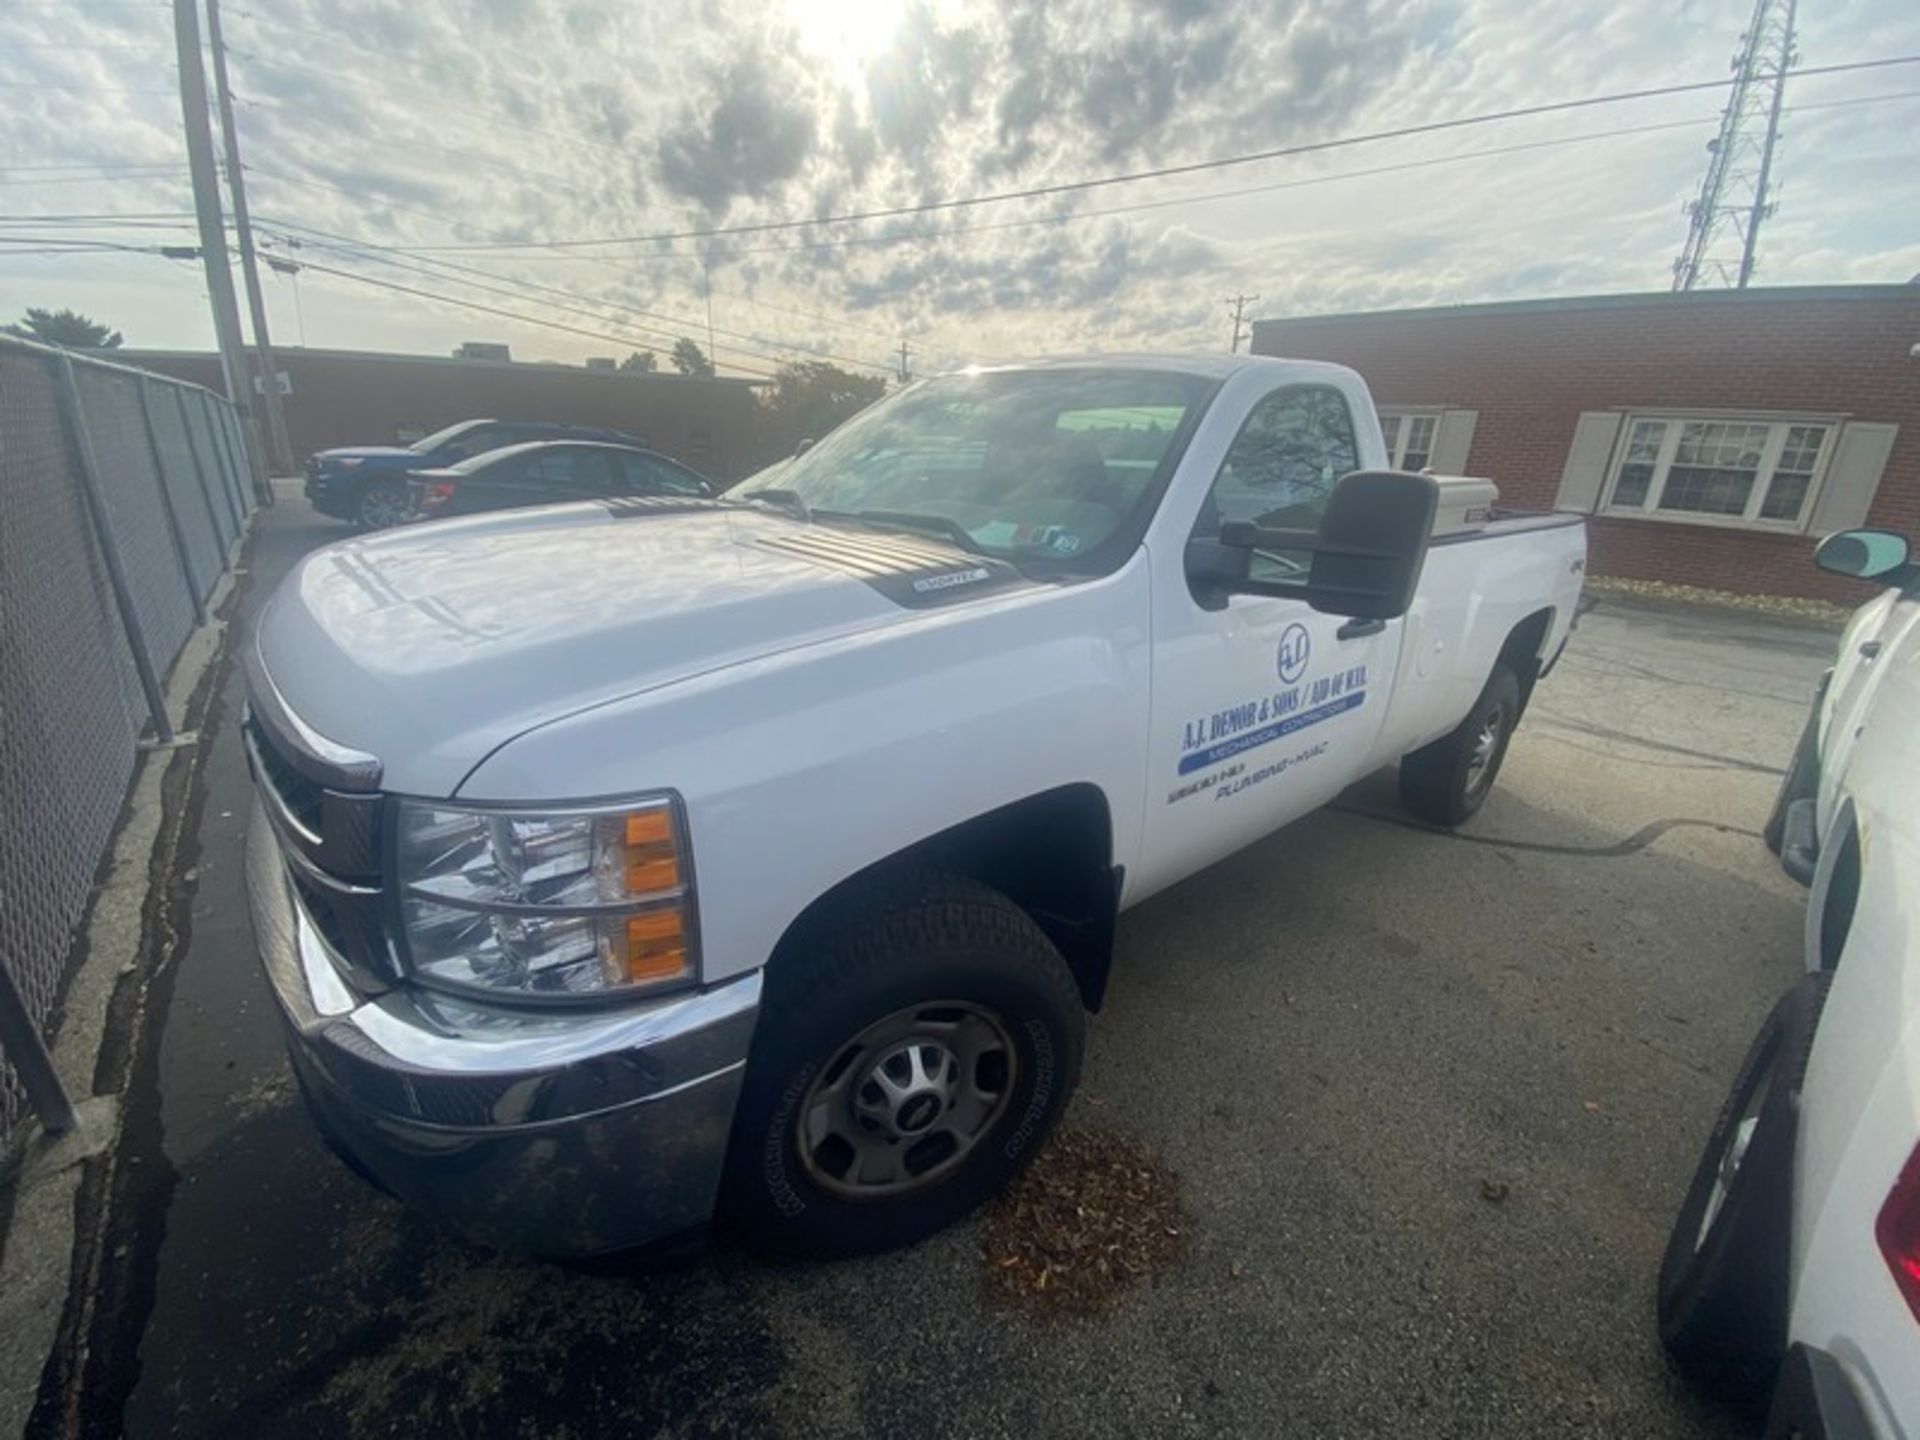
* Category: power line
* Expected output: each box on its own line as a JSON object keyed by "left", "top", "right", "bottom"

{"left": 0, "top": 162, "right": 187, "bottom": 173}
{"left": 287, "top": 257, "right": 778, "bottom": 379}
{"left": 366, "top": 90, "right": 1914, "bottom": 265}
{"left": 229, "top": 86, "right": 644, "bottom": 210}
{"left": 225, "top": 44, "right": 651, "bottom": 165}
{"left": 224, "top": 13, "right": 573, "bottom": 114}
{"left": 244, "top": 163, "right": 925, "bottom": 351}
{"left": 0, "top": 211, "right": 197, "bottom": 225}
{"left": 0, "top": 171, "right": 191, "bottom": 187}
{"left": 0, "top": 235, "right": 189, "bottom": 255}
{"left": 3, "top": 40, "right": 171, "bottom": 50}
{"left": 255, "top": 217, "right": 894, "bottom": 375}
{"left": 0, "top": 81, "right": 176, "bottom": 94}
{"left": 243, "top": 154, "right": 932, "bottom": 356}
{"left": 392, "top": 53, "right": 1920, "bottom": 253}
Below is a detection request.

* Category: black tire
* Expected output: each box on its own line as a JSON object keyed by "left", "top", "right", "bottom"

{"left": 354, "top": 477, "right": 413, "bottom": 530}
{"left": 1398, "top": 664, "right": 1522, "bottom": 827}
{"left": 1763, "top": 702, "right": 1820, "bottom": 856}
{"left": 721, "top": 871, "right": 1085, "bottom": 1257}
{"left": 1657, "top": 974, "right": 1829, "bottom": 1407}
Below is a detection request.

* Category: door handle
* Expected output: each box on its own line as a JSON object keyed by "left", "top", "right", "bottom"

{"left": 1337, "top": 617, "right": 1386, "bottom": 640}
{"left": 1859, "top": 640, "right": 1882, "bottom": 660}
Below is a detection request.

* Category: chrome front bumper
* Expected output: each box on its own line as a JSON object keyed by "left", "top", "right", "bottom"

{"left": 245, "top": 801, "right": 760, "bottom": 1257}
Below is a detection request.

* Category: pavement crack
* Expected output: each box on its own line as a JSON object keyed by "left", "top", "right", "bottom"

{"left": 1330, "top": 805, "right": 1761, "bottom": 858}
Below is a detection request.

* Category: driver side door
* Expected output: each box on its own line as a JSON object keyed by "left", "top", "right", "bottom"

{"left": 1139, "top": 384, "right": 1404, "bottom": 892}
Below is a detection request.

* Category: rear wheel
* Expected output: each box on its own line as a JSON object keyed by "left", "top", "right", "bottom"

{"left": 1398, "top": 664, "right": 1521, "bottom": 827}
{"left": 355, "top": 478, "right": 414, "bottom": 529}
{"left": 721, "top": 872, "right": 1084, "bottom": 1256}
{"left": 1657, "top": 974, "right": 1828, "bottom": 1408}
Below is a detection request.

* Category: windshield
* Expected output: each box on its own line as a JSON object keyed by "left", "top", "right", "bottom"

{"left": 740, "top": 369, "right": 1213, "bottom": 566}
{"left": 409, "top": 420, "right": 483, "bottom": 455}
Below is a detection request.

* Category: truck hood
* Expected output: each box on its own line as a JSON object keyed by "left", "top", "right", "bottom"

{"left": 251, "top": 502, "right": 987, "bottom": 795}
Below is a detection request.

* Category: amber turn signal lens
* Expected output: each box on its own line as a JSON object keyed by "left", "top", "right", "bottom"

{"left": 621, "top": 808, "right": 681, "bottom": 895}
{"left": 625, "top": 811, "right": 673, "bottom": 847}
{"left": 624, "top": 908, "right": 689, "bottom": 983}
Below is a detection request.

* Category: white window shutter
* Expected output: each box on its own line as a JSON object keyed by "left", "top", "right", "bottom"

{"left": 1429, "top": 409, "right": 1478, "bottom": 475}
{"left": 1554, "top": 412, "right": 1624, "bottom": 512}
{"left": 1807, "top": 422, "right": 1898, "bottom": 535}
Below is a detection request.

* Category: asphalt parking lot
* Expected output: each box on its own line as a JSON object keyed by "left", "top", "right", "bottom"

{"left": 44, "top": 498, "right": 1837, "bottom": 1438}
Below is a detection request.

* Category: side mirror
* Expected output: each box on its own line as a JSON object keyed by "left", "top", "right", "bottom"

{"left": 1186, "top": 471, "right": 1438, "bottom": 620}
{"left": 794, "top": 437, "right": 816, "bottom": 457}
{"left": 1301, "top": 470, "right": 1439, "bottom": 620}
{"left": 1814, "top": 529, "right": 1911, "bottom": 583}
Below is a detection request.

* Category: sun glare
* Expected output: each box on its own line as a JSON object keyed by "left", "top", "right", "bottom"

{"left": 784, "top": 0, "right": 908, "bottom": 83}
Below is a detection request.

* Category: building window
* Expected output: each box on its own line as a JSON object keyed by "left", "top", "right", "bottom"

{"left": 1379, "top": 409, "right": 1440, "bottom": 471}
{"left": 1603, "top": 415, "right": 1835, "bottom": 530}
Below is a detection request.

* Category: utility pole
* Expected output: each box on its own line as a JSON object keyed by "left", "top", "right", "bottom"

{"left": 1225, "top": 293, "right": 1259, "bottom": 353}
{"left": 205, "top": 0, "right": 292, "bottom": 472}
{"left": 896, "top": 341, "right": 912, "bottom": 384}
{"left": 701, "top": 256, "right": 717, "bottom": 373}
{"left": 172, "top": 0, "right": 268, "bottom": 498}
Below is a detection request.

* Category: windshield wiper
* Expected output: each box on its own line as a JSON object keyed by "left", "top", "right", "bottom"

{"left": 834, "top": 509, "right": 987, "bottom": 556}
{"left": 738, "top": 487, "right": 811, "bottom": 520}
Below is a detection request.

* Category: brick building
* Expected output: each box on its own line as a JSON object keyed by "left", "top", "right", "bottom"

{"left": 110, "top": 345, "right": 770, "bottom": 483}
{"left": 1251, "top": 285, "right": 1919, "bottom": 601}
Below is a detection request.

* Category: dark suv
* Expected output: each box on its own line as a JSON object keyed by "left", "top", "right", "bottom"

{"left": 304, "top": 419, "right": 642, "bottom": 528}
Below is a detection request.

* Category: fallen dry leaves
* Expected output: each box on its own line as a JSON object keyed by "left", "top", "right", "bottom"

{"left": 981, "top": 1126, "right": 1186, "bottom": 1317}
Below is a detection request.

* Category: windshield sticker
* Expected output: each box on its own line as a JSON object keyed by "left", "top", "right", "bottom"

{"left": 1174, "top": 663, "right": 1368, "bottom": 780}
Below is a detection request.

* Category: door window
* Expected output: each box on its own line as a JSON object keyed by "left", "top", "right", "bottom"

{"left": 619, "top": 452, "right": 709, "bottom": 495}
{"left": 521, "top": 448, "right": 616, "bottom": 495}
{"left": 1196, "top": 386, "right": 1360, "bottom": 583}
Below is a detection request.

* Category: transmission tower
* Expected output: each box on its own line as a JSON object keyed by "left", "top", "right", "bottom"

{"left": 1672, "top": 0, "right": 1798, "bottom": 290}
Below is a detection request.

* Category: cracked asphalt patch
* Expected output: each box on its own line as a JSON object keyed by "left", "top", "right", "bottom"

{"left": 52, "top": 505, "right": 1835, "bottom": 1439}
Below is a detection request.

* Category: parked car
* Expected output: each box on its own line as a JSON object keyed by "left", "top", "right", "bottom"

{"left": 242, "top": 355, "right": 1585, "bottom": 1260}
{"left": 1658, "top": 527, "right": 1919, "bottom": 1437}
{"left": 304, "top": 419, "right": 643, "bottom": 529}
{"left": 410, "top": 440, "right": 711, "bottom": 521}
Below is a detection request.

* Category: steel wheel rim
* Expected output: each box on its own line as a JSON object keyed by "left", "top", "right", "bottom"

{"left": 1695, "top": 1087, "right": 1767, "bottom": 1253}
{"left": 1465, "top": 702, "right": 1506, "bottom": 796}
{"left": 359, "top": 484, "right": 413, "bottom": 528}
{"left": 796, "top": 999, "right": 1018, "bottom": 1200}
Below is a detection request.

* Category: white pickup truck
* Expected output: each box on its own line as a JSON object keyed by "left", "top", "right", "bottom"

{"left": 1659, "top": 528, "right": 1919, "bottom": 1438}
{"left": 243, "top": 355, "right": 1585, "bottom": 1258}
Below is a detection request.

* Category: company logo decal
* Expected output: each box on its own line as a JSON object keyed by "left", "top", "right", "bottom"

{"left": 1277, "top": 623, "right": 1311, "bottom": 684}
{"left": 1169, "top": 661, "right": 1370, "bottom": 800}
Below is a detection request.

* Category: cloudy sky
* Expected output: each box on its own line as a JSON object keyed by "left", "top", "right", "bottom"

{"left": 2, "top": 0, "right": 1914, "bottom": 378}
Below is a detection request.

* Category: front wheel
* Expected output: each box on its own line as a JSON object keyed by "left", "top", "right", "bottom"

{"left": 721, "top": 872, "right": 1084, "bottom": 1256}
{"left": 1398, "top": 664, "right": 1522, "bottom": 827}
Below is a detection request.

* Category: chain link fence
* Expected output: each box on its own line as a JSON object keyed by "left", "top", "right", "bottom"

{"left": 0, "top": 336, "right": 260, "bottom": 1150}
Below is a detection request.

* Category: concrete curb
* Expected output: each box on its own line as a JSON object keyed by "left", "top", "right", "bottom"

{"left": 0, "top": 552, "right": 249, "bottom": 1440}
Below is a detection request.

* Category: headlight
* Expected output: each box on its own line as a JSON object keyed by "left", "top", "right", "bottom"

{"left": 395, "top": 796, "right": 695, "bottom": 1001}
{"left": 332, "top": 457, "right": 365, "bottom": 470}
